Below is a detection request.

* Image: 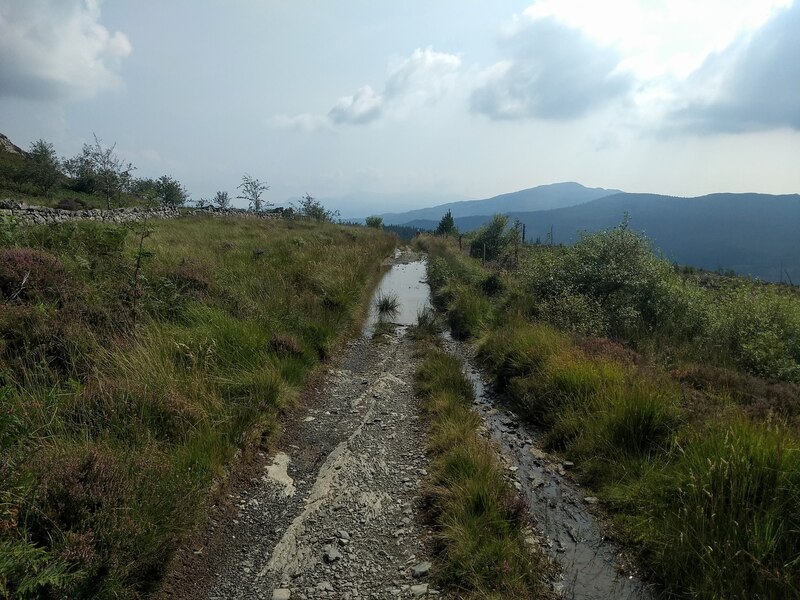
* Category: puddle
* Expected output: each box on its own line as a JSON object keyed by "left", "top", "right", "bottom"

{"left": 364, "top": 249, "right": 650, "bottom": 597}
{"left": 363, "top": 254, "right": 430, "bottom": 336}
{"left": 445, "top": 337, "right": 653, "bottom": 599}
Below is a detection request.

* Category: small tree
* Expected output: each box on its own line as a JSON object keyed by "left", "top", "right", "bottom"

{"left": 62, "top": 151, "right": 96, "bottom": 194}
{"left": 26, "top": 139, "right": 62, "bottom": 196}
{"left": 131, "top": 177, "right": 158, "bottom": 202}
{"left": 212, "top": 190, "right": 230, "bottom": 209}
{"left": 294, "top": 193, "right": 338, "bottom": 223}
{"left": 154, "top": 175, "right": 189, "bottom": 207}
{"left": 435, "top": 209, "right": 457, "bottom": 236}
{"left": 64, "top": 135, "right": 135, "bottom": 208}
{"left": 365, "top": 215, "right": 383, "bottom": 229}
{"left": 237, "top": 173, "right": 270, "bottom": 212}
{"left": 469, "top": 214, "right": 513, "bottom": 261}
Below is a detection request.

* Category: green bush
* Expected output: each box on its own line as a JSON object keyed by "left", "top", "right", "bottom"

{"left": 469, "top": 214, "right": 513, "bottom": 262}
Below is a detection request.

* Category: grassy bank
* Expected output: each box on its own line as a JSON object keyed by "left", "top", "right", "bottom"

{"left": 414, "top": 342, "right": 552, "bottom": 599}
{"left": 0, "top": 215, "right": 394, "bottom": 598}
{"left": 418, "top": 231, "right": 800, "bottom": 599}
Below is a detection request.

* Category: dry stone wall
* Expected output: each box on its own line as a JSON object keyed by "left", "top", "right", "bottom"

{"left": 0, "top": 200, "right": 279, "bottom": 225}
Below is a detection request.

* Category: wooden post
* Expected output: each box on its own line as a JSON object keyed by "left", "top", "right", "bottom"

{"left": 522, "top": 223, "right": 526, "bottom": 243}
{"left": 459, "top": 235, "right": 462, "bottom": 251}
{"left": 482, "top": 243, "right": 486, "bottom": 266}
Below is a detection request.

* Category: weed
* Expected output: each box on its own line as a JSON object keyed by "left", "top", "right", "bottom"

{"left": 375, "top": 291, "right": 400, "bottom": 318}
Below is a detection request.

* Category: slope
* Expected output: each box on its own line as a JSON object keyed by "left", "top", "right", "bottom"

{"left": 378, "top": 182, "right": 620, "bottom": 225}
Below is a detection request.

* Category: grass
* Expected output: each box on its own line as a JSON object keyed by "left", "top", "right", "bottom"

{"left": 0, "top": 215, "right": 395, "bottom": 598}
{"left": 421, "top": 233, "right": 800, "bottom": 599}
{"left": 415, "top": 348, "right": 553, "bottom": 599}
{"left": 375, "top": 291, "right": 400, "bottom": 318}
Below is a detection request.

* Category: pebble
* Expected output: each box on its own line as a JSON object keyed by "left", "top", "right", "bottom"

{"left": 410, "top": 583, "right": 429, "bottom": 597}
{"left": 272, "top": 589, "right": 291, "bottom": 600}
{"left": 411, "top": 561, "right": 432, "bottom": 578}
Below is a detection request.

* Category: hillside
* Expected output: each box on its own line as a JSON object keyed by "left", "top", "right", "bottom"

{"left": 377, "top": 181, "right": 619, "bottom": 225}
{"left": 409, "top": 192, "right": 800, "bottom": 282}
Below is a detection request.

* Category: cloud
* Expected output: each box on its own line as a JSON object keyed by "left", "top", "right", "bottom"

{"left": 669, "top": 2, "right": 800, "bottom": 133}
{"left": 384, "top": 47, "right": 461, "bottom": 109}
{"left": 267, "top": 113, "right": 332, "bottom": 132}
{"left": 471, "top": 15, "right": 633, "bottom": 120}
{"left": 0, "top": 0, "right": 132, "bottom": 101}
{"left": 328, "top": 85, "right": 383, "bottom": 125}
{"left": 269, "top": 47, "right": 461, "bottom": 130}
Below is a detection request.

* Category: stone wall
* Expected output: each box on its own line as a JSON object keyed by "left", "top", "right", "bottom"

{"left": 0, "top": 200, "right": 279, "bottom": 225}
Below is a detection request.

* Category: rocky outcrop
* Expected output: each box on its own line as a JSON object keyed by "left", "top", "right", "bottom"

{"left": 0, "top": 134, "right": 26, "bottom": 156}
{"left": 0, "top": 200, "right": 279, "bottom": 225}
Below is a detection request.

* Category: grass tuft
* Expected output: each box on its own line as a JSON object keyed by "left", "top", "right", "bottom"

{"left": 375, "top": 291, "right": 400, "bottom": 318}
{"left": 416, "top": 348, "right": 552, "bottom": 599}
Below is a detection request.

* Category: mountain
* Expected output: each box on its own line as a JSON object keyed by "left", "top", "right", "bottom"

{"left": 442, "top": 192, "right": 800, "bottom": 283}
{"left": 280, "top": 191, "right": 473, "bottom": 220}
{"left": 377, "top": 182, "right": 620, "bottom": 225}
{"left": 0, "top": 133, "right": 25, "bottom": 156}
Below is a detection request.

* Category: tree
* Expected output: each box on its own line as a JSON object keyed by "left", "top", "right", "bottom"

{"left": 212, "top": 190, "right": 230, "bottom": 209}
{"left": 64, "top": 134, "right": 135, "bottom": 209}
{"left": 469, "top": 214, "right": 513, "bottom": 261}
{"left": 154, "top": 175, "right": 189, "bottom": 207}
{"left": 237, "top": 173, "right": 270, "bottom": 212}
{"left": 435, "top": 209, "right": 457, "bottom": 236}
{"left": 294, "top": 193, "right": 338, "bottom": 223}
{"left": 365, "top": 215, "right": 383, "bottom": 229}
{"left": 26, "top": 139, "right": 62, "bottom": 196}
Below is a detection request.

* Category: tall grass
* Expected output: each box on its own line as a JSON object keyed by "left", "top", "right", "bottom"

{"left": 423, "top": 233, "right": 800, "bottom": 598}
{"left": 0, "top": 216, "right": 394, "bottom": 597}
{"left": 415, "top": 349, "right": 552, "bottom": 599}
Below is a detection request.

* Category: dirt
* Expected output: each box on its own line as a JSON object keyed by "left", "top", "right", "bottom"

{"left": 158, "top": 250, "right": 439, "bottom": 600}
{"left": 159, "top": 248, "right": 655, "bottom": 600}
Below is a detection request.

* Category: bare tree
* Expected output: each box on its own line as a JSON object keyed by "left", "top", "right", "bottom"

{"left": 212, "top": 190, "right": 230, "bottom": 209}
{"left": 237, "top": 174, "right": 270, "bottom": 212}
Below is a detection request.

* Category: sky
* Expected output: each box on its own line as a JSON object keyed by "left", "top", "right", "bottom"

{"left": 1, "top": 0, "right": 799, "bottom": 215}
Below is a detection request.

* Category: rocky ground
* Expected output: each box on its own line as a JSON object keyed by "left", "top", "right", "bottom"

{"left": 160, "top": 325, "right": 438, "bottom": 600}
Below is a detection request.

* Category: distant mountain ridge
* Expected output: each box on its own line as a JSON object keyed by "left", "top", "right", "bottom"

{"left": 405, "top": 191, "right": 800, "bottom": 283}
{"left": 377, "top": 182, "right": 620, "bottom": 225}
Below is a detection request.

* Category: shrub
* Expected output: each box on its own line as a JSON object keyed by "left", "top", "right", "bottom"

{"left": 365, "top": 216, "right": 383, "bottom": 229}
{"left": 0, "top": 248, "right": 68, "bottom": 303}
{"left": 469, "top": 214, "right": 513, "bottom": 262}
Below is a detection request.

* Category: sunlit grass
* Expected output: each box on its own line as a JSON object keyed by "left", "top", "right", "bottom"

{"left": 0, "top": 215, "right": 394, "bottom": 597}
{"left": 415, "top": 348, "right": 552, "bottom": 599}
{"left": 422, "top": 233, "right": 800, "bottom": 599}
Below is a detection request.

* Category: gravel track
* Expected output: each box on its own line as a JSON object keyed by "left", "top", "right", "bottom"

{"left": 186, "top": 329, "right": 436, "bottom": 600}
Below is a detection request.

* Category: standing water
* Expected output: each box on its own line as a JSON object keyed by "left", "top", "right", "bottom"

{"left": 363, "top": 249, "right": 430, "bottom": 336}
{"left": 367, "top": 248, "right": 652, "bottom": 598}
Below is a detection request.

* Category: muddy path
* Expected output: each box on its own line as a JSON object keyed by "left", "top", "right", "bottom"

{"left": 158, "top": 250, "right": 438, "bottom": 600}
{"left": 443, "top": 335, "right": 653, "bottom": 600}
{"left": 159, "top": 248, "right": 652, "bottom": 600}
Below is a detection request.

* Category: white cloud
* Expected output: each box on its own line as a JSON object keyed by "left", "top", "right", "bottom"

{"left": 0, "top": 0, "right": 132, "bottom": 101}
{"left": 329, "top": 85, "right": 383, "bottom": 125}
{"left": 267, "top": 113, "right": 332, "bottom": 132}
{"left": 269, "top": 47, "right": 461, "bottom": 130}
{"left": 668, "top": 1, "right": 800, "bottom": 133}
{"left": 384, "top": 47, "right": 461, "bottom": 110}
{"left": 471, "top": 16, "right": 633, "bottom": 120}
